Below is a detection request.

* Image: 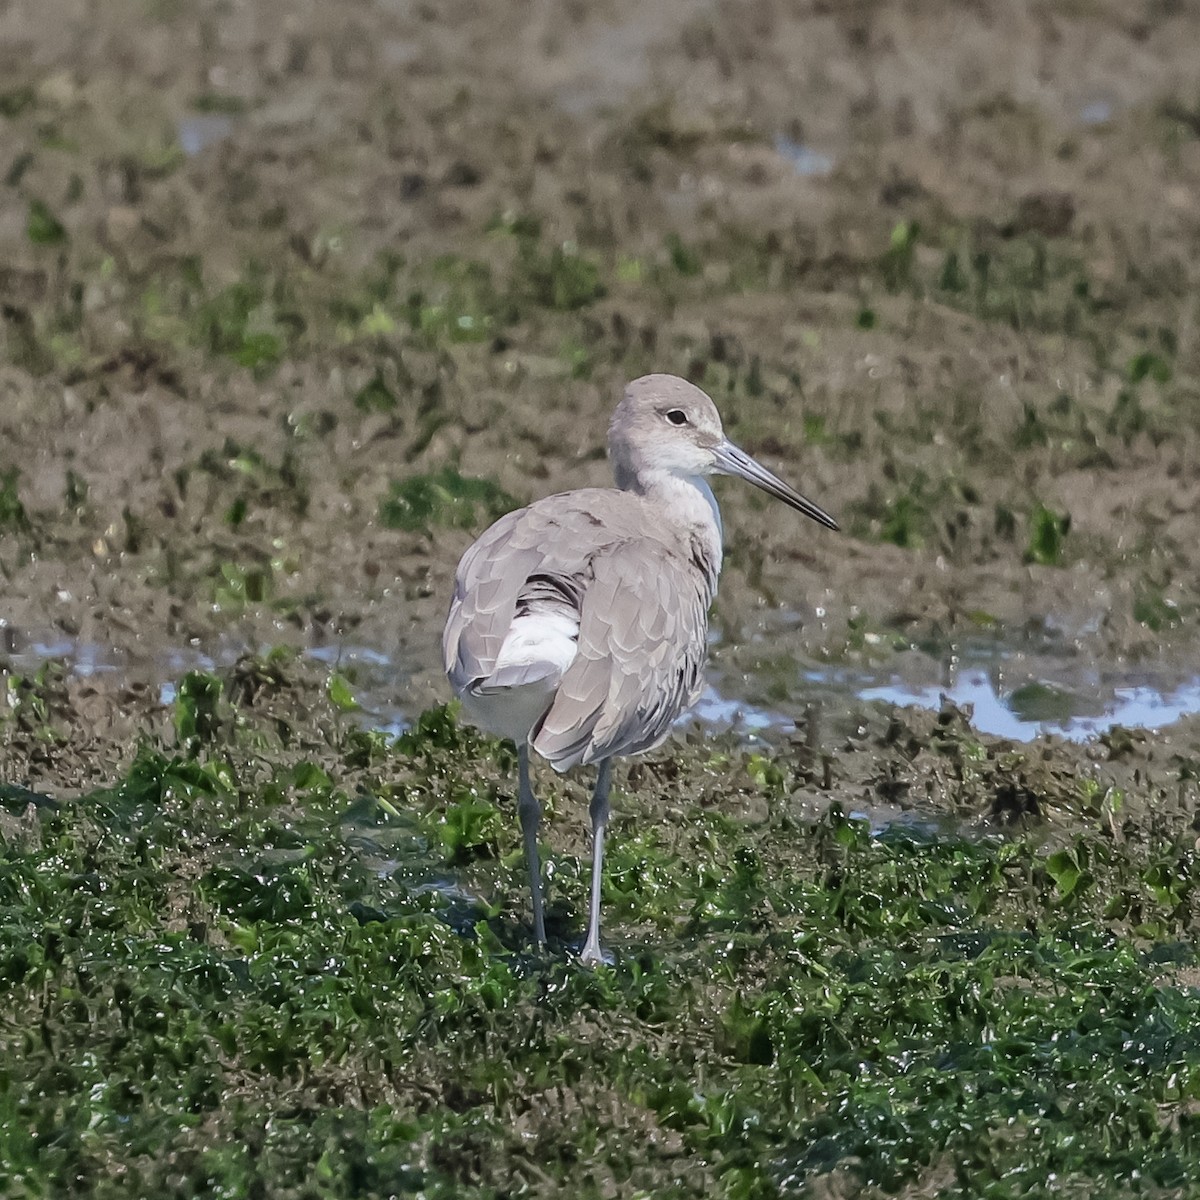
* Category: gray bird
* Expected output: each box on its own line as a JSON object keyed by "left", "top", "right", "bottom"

{"left": 443, "top": 374, "right": 837, "bottom": 963}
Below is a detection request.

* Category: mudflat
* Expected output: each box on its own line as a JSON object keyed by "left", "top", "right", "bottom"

{"left": 3, "top": 2, "right": 1200, "bottom": 1196}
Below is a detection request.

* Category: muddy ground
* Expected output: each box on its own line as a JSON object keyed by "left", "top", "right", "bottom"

{"left": 1, "top": 0, "right": 1200, "bottom": 710}
{"left": 4, "top": 1, "right": 1200, "bottom": 1196}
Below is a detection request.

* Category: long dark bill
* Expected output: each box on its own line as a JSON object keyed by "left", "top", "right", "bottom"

{"left": 713, "top": 440, "right": 838, "bottom": 531}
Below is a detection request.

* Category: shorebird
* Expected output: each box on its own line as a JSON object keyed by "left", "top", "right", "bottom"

{"left": 443, "top": 374, "right": 837, "bottom": 963}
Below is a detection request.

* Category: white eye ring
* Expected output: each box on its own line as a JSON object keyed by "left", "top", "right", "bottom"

{"left": 665, "top": 409, "right": 688, "bottom": 426}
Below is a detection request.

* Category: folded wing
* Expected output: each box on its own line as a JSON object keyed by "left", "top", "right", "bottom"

{"left": 531, "top": 540, "right": 709, "bottom": 770}
{"left": 443, "top": 491, "right": 712, "bottom": 769}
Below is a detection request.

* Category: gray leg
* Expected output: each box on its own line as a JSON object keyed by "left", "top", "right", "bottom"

{"left": 580, "top": 758, "right": 613, "bottom": 966}
{"left": 517, "top": 744, "right": 546, "bottom": 946}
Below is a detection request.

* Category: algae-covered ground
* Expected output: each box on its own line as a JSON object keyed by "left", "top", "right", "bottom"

{"left": 4, "top": 0, "right": 1200, "bottom": 1195}
{"left": 4, "top": 662, "right": 1200, "bottom": 1197}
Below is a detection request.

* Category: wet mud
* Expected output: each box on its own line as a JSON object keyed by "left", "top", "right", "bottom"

{"left": 0, "top": 0, "right": 1199, "bottom": 712}
{"left": 3, "top": 0, "right": 1200, "bottom": 1195}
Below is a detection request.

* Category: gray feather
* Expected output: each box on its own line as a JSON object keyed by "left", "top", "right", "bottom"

{"left": 443, "top": 488, "right": 714, "bottom": 767}
{"left": 532, "top": 541, "right": 709, "bottom": 771}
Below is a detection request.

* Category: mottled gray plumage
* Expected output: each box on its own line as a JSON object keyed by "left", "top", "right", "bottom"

{"left": 443, "top": 373, "right": 837, "bottom": 964}
{"left": 444, "top": 489, "right": 711, "bottom": 770}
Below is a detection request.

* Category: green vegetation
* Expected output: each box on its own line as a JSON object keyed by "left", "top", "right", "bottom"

{"left": 211, "top": 560, "right": 274, "bottom": 611}
{"left": 7, "top": 24, "right": 1200, "bottom": 1196}
{"left": 353, "top": 370, "right": 399, "bottom": 414}
{"left": 880, "top": 222, "right": 1096, "bottom": 335}
{"left": 1026, "top": 502, "right": 1071, "bottom": 566}
{"left": 1007, "top": 681, "right": 1078, "bottom": 723}
{"left": 407, "top": 255, "right": 504, "bottom": 342}
{"left": 515, "top": 240, "right": 605, "bottom": 310}
{"left": 379, "top": 467, "right": 518, "bottom": 535}
{"left": 190, "top": 92, "right": 249, "bottom": 115}
{"left": 880, "top": 219, "right": 919, "bottom": 292}
{"left": 199, "top": 272, "right": 300, "bottom": 375}
{"left": 192, "top": 438, "right": 310, "bottom": 526}
{"left": 0, "top": 469, "right": 30, "bottom": 533}
{"left": 852, "top": 471, "right": 987, "bottom": 555}
{"left": 0, "top": 86, "right": 35, "bottom": 118}
{"left": 399, "top": 223, "right": 604, "bottom": 349}
{"left": 1135, "top": 586, "right": 1185, "bottom": 633}
{"left": 2, "top": 668, "right": 1200, "bottom": 1197}
{"left": 666, "top": 232, "right": 704, "bottom": 277}
{"left": 26, "top": 198, "right": 66, "bottom": 247}
{"left": 877, "top": 493, "right": 925, "bottom": 549}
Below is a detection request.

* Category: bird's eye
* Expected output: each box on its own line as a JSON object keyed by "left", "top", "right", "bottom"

{"left": 665, "top": 409, "right": 688, "bottom": 426}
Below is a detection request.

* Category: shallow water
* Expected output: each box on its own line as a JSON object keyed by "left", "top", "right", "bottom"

{"left": 772, "top": 134, "right": 836, "bottom": 177}
{"left": 856, "top": 668, "right": 1200, "bottom": 742}
{"left": 814, "top": 633, "right": 1200, "bottom": 742}
{"left": 8, "top": 627, "right": 1200, "bottom": 746}
{"left": 176, "top": 114, "right": 235, "bottom": 156}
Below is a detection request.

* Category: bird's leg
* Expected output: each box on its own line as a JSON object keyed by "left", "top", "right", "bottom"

{"left": 580, "top": 758, "right": 613, "bottom": 966}
{"left": 517, "top": 743, "right": 546, "bottom": 947}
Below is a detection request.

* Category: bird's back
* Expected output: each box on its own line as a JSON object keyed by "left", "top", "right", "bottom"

{"left": 443, "top": 487, "right": 716, "bottom": 770}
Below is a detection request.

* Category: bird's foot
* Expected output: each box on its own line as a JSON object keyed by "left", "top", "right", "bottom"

{"left": 579, "top": 939, "right": 614, "bottom": 968}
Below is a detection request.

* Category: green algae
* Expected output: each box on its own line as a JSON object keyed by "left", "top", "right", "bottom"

{"left": 25, "top": 198, "right": 66, "bottom": 247}
{"left": 0, "top": 470, "right": 31, "bottom": 534}
{"left": 199, "top": 272, "right": 299, "bottom": 375}
{"left": 1026, "top": 503, "right": 1072, "bottom": 567}
{"left": 2, "top": 666, "right": 1200, "bottom": 1198}
{"left": 3, "top": 19, "right": 1200, "bottom": 1197}
{"left": 379, "top": 468, "right": 519, "bottom": 535}
{"left": 353, "top": 370, "right": 399, "bottom": 414}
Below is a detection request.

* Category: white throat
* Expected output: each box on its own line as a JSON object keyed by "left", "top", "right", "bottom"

{"left": 634, "top": 470, "right": 724, "bottom": 586}
{"left": 685, "top": 475, "right": 722, "bottom": 540}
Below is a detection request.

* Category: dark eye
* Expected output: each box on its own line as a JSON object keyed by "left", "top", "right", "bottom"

{"left": 665, "top": 409, "right": 688, "bottom": 426}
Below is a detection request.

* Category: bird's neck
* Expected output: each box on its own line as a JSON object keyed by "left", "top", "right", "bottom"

{"left": 628, "top": 470, "right": 724, "bottom": 586}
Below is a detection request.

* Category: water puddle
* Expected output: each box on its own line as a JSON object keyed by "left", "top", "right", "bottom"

{"left": 690, "top": 684, "right": 784, "bottom": 733}
{"left": 773, "top": 134, "right": 836, "bottom": 178}
{"left": 709, "top": 637, "right": 1200, "bottom": 745}
{"left": 176, "top": 114, "right": 235, "bottom": 157}
{"left": 1078, "top": 98, "right": 1115, "bottom": 127}
{"left": 857, "top": 669, "right": 1200, "bottom": 743}
{"left": 6, "top": 627, "right": 1200, "bottom": 747}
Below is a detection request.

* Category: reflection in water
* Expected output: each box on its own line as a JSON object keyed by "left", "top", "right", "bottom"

{"left": 773, "top": 135, "right": 835, "bottom": 177}
{"left": 176, "top": 114, "right": 235, "bottom": 156}
{"left": 7, "top": 631, "right": 1200, "bottom": 746}
{"left": 858, "top": 669, "right": 1200, "bottom": 743}
{"left": 689, "top": 685, "right": 782, "bottom": 732}
{"left": 1078, "top": 99, "right": 1114, "bottom": 126}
